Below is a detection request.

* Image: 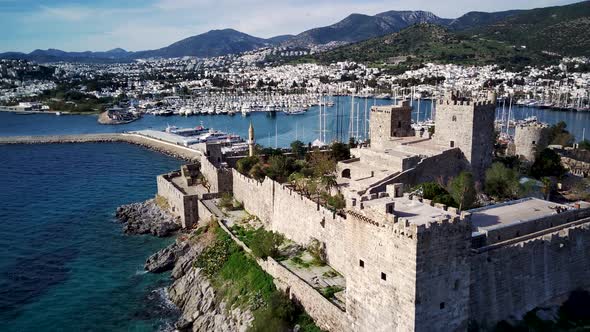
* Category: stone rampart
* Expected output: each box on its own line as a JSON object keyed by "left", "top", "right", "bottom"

{"left": 197, "top": 198, "right": 350, "bottom": 332}
{"left": 469, "top": 220, "right": 590, "bottom": 328}
{"left": 232, "top": 169, "right": 348, "bottom": 273}
{"left": 200, "top": 156, "right": 233, "bottom": 193}
{"left": 367, "top": 148, "right": 467, "bottom": 193}
{"left": 157, "top": 174, "right": 199, "bottom": 228}
{"left": 476, "top": 206, "right": 590, "bottom": 246}
{"left": 263, "top": 258, "right": 350, "bottom": 332}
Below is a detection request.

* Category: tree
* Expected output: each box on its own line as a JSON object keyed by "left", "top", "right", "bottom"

{"left": 530, "top": 148, "right": 566, "bottom": 179}
{"left": 485, "top": 162, "right": 521, "bottom": 200}
{"left": 249, "top": 164, "right": 266, "bottom": 181}
{"left": 290, "top": 140, "right": 306, "bottom": 159}
{"left": 548, "top": 121, "right": 575, "bottom": 146}
{"left": 327, "top": 193, "right": 346, "bottom": 211}
{"left": 578, "top": 140, "right": 590, "bottom": 151}
{"left": 449, "top": 171, "right": 476, "bottom": 211}
{"left": 250, "top": 229, "right": 284, "bottom": 259}
{"left": 415, "top": 182, "right": 456, "bottom": 207}
{"left": 308, "top": 151, "right": 336, "bottom": 178}
{"left": 266, "top": 155, "right": 290, "bottom": 182}
{"left": 331, "top": 142, "right": 351, "bottom": 161}
{"left": 237, "top": 156, "right": 260, "bottom": 175}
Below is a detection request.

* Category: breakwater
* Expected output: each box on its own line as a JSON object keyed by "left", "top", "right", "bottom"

{"left": 0, "top": 133, "right": 201, "bottom": 161}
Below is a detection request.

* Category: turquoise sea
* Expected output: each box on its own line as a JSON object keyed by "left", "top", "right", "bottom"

{"left": 0, "top": 143, "right": 182, "bottom": 331}
{"left": 2, "top": 96, "right": 590, "bottom": 331}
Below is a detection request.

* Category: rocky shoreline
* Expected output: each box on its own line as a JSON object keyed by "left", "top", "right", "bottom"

{"left": 115, "top": 199, "right": 252, "bottom": 331}
{"left": 116, "top": 199, "right": 181, "bottom": 237}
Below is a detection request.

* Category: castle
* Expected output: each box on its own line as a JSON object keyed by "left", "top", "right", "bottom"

{"left": 156, "top": 92, "right": 590, "bottom": 331}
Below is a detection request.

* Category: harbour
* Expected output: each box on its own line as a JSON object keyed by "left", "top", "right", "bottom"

{"left": 3, "top": 96, "right": 590, "bottom": 147}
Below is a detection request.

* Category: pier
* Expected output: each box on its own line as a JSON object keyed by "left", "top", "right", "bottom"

{"left": 0, "top": 133, "right": 202, "bottom": 161}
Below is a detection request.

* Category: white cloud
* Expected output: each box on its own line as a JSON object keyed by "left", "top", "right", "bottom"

{"left": 37, "top": 5, "right": 93, "bottom": 22}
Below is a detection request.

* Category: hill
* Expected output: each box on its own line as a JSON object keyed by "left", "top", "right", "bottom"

{"left": 135, "top": 29, "right": 276, "bottom": 58}
{"left": 466, "top": 1, "right": 590, "bottom": 56}
{"left": 283, "top": 11, "right": 450, "bottom": 47}
{"left": 447, "top": 10, "right": 523, "bottom": 30}
{"left": 305, "top": 24, "right": 559, "bottom": 71}
{"left": 0, "top": 29, "right": 283, "bottom": 62}
{"left": 0, "top": 48, "right": 134, "bottom": 63}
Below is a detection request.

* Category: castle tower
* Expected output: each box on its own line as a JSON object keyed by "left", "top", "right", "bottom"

{"left": 248, "top": 121, "right": 255, "bottom": 157}
{"left": 514, "top": 122, "right": 548, "bottom": 162}
{"left": 344, "top": 202, "right": 473, "bottom": 331}
{"left": 434, "top": 91, "right": 496, "bottom": 180}
{"left": 369, "top": 101, "right": 413, "bottom": 150}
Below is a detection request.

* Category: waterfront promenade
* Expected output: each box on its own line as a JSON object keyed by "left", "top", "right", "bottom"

{"left": 0, "top": 133, "right": 201, "bottom": 161}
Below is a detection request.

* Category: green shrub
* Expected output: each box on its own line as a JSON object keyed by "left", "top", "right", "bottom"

{"left": 196, "top": 226, "right": 323, "bottom": 332}
{"left": 530, "top": 148, "right": 566, "bottom": 179}
{"left": 327, "top": 193, "right": 346, "bottom": 211}
{"left": 237, "top": 156, "right": 260, "bottom": 175}
{"left": 219, "top": 192, "right": 234, "bottom": 209}
{"left": 321, "top": 286, "right": 344, "bottom": 299}
{"left": 308, "top": 239, "right": 326, "bottom": 266}
{"left": 250, "top": 229, "right": 285, "bottom": 259}
{"left": 485, "top": 162, "right": 521, "bottom": 200}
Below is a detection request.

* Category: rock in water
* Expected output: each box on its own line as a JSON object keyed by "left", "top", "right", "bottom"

{"left": 145, "top": 241, "right": 189, "bottom": 273}
{"left": 116, "top": 199, "right": 180, "bottom": 237}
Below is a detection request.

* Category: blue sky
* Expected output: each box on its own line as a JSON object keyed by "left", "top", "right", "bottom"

{"left": 0, "top": 0, "right": 580, "bottom": 52}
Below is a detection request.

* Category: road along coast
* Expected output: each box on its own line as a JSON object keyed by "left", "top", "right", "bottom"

{"left": 0, "top": 133, "right": 201, "bottom": 161}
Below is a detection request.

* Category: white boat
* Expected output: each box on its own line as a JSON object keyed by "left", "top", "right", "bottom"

{"left": 241, "top": 104, "right": 251, "bottom": 116}
{"left": 283, "top": 107, "right": 306, "bottom": 115}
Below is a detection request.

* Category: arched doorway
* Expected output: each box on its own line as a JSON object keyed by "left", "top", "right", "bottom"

{"left": 341, "top": 169, "right": 351, "bottom": 179}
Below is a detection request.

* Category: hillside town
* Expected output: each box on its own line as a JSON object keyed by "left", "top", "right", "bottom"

{"left": 2, "top": 53, "right": 590, "bottom": 115}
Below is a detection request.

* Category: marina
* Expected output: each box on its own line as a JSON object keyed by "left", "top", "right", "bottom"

{"left": 3, "top": 96, "right": 590, "bottom": 147}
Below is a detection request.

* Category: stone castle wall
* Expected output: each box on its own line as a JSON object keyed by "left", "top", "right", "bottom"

{"left": 476, "top": 206, "right": 590, "bottom": 246}
{"left": 469, "top": 220, "right": 590, "bottom": 328}
{"left": 232, "top": 169, "right": 348, "bottom": 274}
{"left": 344, "top": 211, "right": 419, "bottom": 332}
{"left": 200, "top": 156, "right": 233, "bottom": 193}
{"left": 369, "top": 148, "right": 468, "bottom": 193}
{"left": 413, "top": 217, "right": 473, "bottom": 332}
{"left": 198, "top": 199, "right": 352, "bottom": 332}
{"left": 263, "top": 257, "right": 351, "bottom": 332}
{"left": 157, "top": 174, "right": 199, "bottom": 228}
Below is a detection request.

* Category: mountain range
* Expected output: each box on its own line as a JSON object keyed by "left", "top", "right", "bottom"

{"left": 1, "top": 1, "right": 589, "bottom": 62}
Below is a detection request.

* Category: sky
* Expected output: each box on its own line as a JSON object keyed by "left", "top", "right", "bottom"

{"left": 0, "top": 0, "right": 580, "bottom": 53}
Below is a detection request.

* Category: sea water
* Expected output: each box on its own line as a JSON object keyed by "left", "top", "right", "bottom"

{"left": 0, "top": 143, "right": 182, "bottom": 331}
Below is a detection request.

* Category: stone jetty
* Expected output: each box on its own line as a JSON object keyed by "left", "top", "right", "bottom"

{"left": 0, "top": 133, "right": 201, "bottom": 161}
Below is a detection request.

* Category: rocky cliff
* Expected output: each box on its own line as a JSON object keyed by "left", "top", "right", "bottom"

{"left": 168, "top": 267, "right": 253, "bottom": 331}
{"left": 143, "top": 231, "right": 253, "bottom": 331}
